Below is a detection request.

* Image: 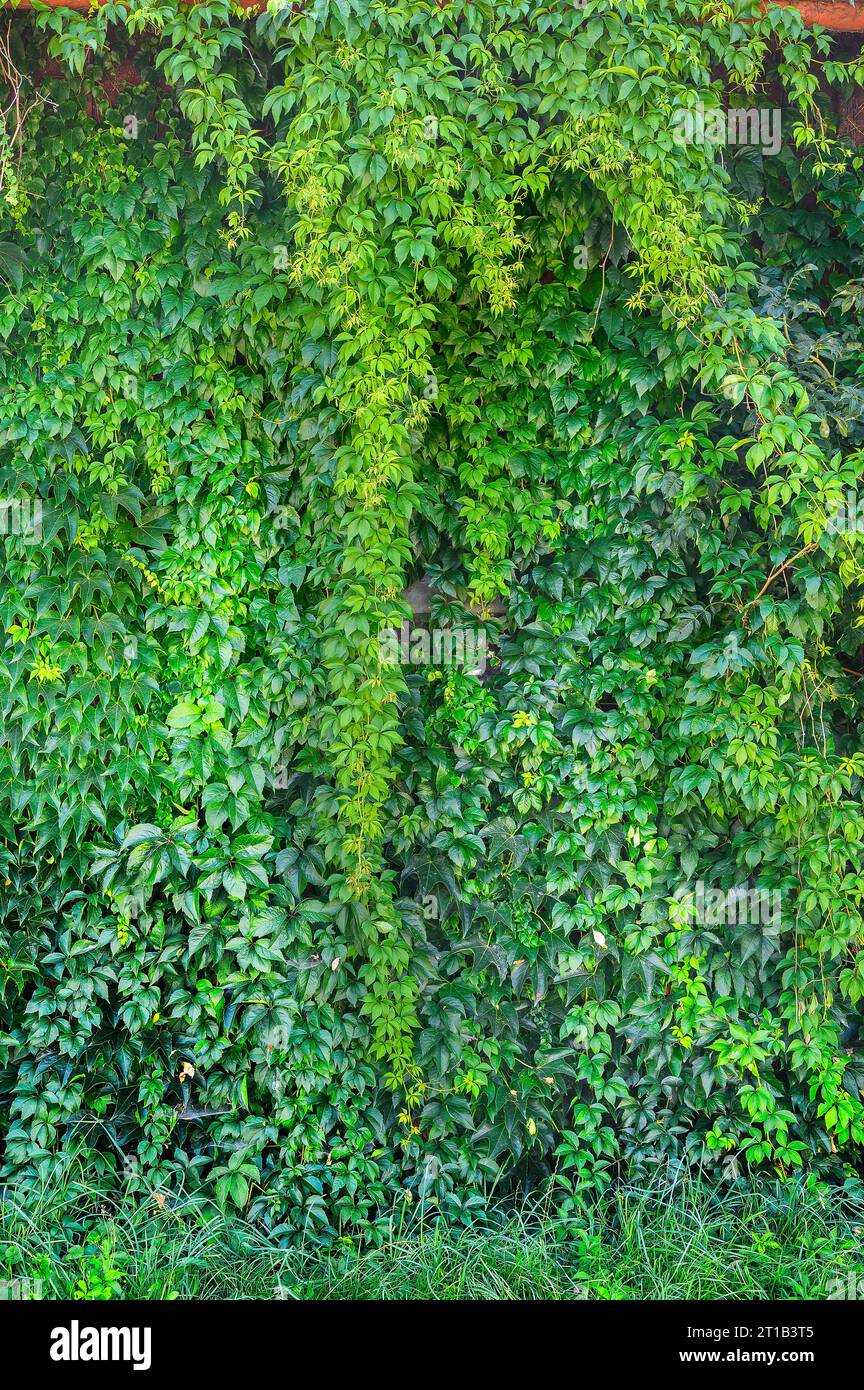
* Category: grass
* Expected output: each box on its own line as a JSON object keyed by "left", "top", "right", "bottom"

{"left": 1, "top": 1167, "right": 863, "bottom": 1299}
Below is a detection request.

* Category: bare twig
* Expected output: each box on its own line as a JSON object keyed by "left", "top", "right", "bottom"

{"left": 742, "top": 543, "right": 816, "bottom": 622}
{"left": 0, "top": 20, "right": 42, "bottom": 199}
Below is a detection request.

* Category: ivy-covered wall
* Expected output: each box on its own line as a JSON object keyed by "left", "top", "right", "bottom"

{"left": 2, "top": 0, "right": 864, "bottom": 1239}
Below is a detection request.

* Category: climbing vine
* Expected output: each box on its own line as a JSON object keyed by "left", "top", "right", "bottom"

{"left": 2, "top": 0, "right": 864, "bottom": 1237}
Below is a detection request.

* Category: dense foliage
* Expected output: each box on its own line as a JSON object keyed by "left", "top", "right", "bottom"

{"left": 5, "top": 1168, "right": 864, "bottom": 1300}
{"left": 2, "top": 0, "right": 864, "bottom": 1241}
